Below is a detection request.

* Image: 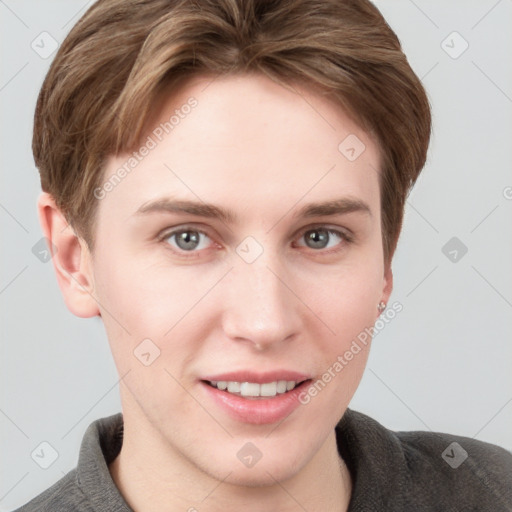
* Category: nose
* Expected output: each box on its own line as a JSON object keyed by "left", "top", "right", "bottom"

{"left": 221, "top": 254, "right": 302, "bottom": 351}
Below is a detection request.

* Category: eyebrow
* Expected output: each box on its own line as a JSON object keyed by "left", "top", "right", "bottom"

{"left": 134, "top": 196, "right": 371, "bottom": 223}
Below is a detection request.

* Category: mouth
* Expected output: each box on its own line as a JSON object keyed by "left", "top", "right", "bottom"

{"left": 199, "top": 377, "right": 313, "bottom": 424}
{"left": 198, "top": 371, "right": 313, "bottom": 424}
{"left": 201, "top": 379, "right": 309, "bottom": 399}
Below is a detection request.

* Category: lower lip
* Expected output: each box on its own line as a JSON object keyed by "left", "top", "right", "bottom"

{"left": 200, "top": 380, "right": 311, "bottom": 425}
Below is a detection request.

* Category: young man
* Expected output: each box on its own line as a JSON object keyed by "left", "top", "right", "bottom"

{"left": 16, "top": 0, "right": 512, "bottom": 510}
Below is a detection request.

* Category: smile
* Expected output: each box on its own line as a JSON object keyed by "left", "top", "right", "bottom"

{"left": 205, "top": 380, "right": 303, "bottom": 398}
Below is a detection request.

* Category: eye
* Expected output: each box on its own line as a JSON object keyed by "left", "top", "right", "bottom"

{"left": 162, "top": 227, "right": 213, "bottom": 252}
{"left": 159, "top": 224, "right": 351, "bottom": 256}
{"left": 295, "top": 227, "right": 350, "bottom": 251}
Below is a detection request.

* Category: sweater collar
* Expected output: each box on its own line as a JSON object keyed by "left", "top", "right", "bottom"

{"left": 76, "top": 408, "right": 410, "bottom": 511}
{"left": 336, "top": 409, "right": 410, "bottom": 511}
{"left": 76, "top": 412, "right": 130, "bottom": 511}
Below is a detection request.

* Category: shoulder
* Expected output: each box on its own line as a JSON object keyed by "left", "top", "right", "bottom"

{"left": 11, "top": 469, "right": 94, "bottom": 512}
{"left": 396, "top": 427, "right": 512, "bottom": 506}
{"left": 337, "top": 409, "right": 512, "bottom": 510}
{"left": 11, "top": 413, "right": 125, "bottom": 512}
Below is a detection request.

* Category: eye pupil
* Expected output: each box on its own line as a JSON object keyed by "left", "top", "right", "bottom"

{"left": 176, "top": 231, "right": 200, "bottom": 250}
{"left": 305, "top": 229, "right": 329, "bottom": 249}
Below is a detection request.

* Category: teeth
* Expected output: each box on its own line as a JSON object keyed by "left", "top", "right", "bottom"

{"left": 276, "top": 380, "right": 287, "bottom": 393}
{"left": 227, "top": 381, "right": 241, "bottom": 393}
{"left": 209, "top": 380, "right": 300, "bottom": 397}
{"left": 260, "top": 382, "right": 277, "bottom": 397}
{"left": 241, "top": 382, "right": 261, "bottom": 397}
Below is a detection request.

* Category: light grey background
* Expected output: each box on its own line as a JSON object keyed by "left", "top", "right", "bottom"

{"left": 1, "top": 0, "right": 511, "bottom": 509}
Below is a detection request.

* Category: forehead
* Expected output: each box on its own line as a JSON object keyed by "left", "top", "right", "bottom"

{"left": 98, "top": 72, "right": 381, "bottom": 224}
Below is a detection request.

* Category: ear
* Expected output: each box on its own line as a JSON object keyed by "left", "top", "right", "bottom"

{"left": 379, "top": 263, "right": 393, "bottom": 318}
{"left": 37, "top": 192, "right": 100, "bottom": 318}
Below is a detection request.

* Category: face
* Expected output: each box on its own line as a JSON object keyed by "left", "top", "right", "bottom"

{"left": 88, "top": 72, "right": 391, "bottom": 485}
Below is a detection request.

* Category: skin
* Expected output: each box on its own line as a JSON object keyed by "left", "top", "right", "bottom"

{"left": 39, "top": 72, "right": 393, "bottom": 512}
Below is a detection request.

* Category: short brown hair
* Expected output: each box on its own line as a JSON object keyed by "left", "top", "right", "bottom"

{"left": 33, "top": 0, "right": 431, "bottom": 266}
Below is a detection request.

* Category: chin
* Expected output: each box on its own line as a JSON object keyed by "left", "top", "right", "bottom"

{"left": 195, "top": 444, "right": 308, "bottom": 489}
{"left": 220, "top": 464, "right": 299, "bottom": 488}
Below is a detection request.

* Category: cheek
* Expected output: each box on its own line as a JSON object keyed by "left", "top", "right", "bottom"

{"left": 304, "top": 260, "right": 382, "bottom": 338}
{"left": 299, "top": 270, "right": 379, "bottom": 413}
{"left": 295, "top": 258, "right": 382, "bottom": 407}
{"left": 91, "top": 249, "right": 227, "bottom": 389}
{"left": 93, "top": 248, "right": 202, "bottom": 336}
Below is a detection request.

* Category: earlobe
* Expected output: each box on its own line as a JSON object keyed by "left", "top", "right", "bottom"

{"left": 37, "top": 192, "right": 100, "bottom": 318}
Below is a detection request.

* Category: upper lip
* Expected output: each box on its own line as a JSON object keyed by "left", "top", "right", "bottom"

{"left": 201, "top": 370, "right": 311, "bottom": 384}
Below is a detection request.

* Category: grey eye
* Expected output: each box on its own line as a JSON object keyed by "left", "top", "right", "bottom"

{"left": 165, "top": 229, "right": 211, "bottom": 252}
{"left": 174, "top": 231, "right": 200, "bottom": 250}
{"left": 304, "top": 229, "right": 330, "bottom": 249}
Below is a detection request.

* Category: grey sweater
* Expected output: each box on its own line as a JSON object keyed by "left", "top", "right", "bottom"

{"left": 12, "top": 409, "right": 512, "bottom": 511}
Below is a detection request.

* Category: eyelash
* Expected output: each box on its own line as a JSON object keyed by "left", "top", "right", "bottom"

{"left": 158, "top": 224, "right": 354, "bottom": 258}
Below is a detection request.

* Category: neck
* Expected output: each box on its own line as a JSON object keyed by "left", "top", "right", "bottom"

{"left": 109, "top": 416, "right": 352, "bottom": 512}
